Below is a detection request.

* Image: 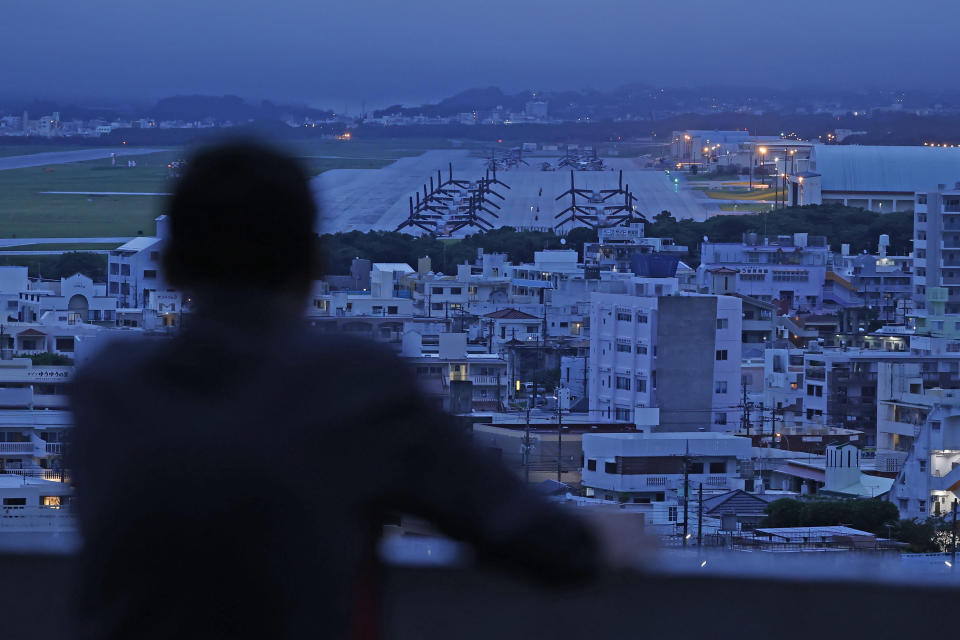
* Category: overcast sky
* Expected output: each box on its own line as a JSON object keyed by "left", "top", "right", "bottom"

{"left": 2, "top": 0, "right": 957, "bottom": 110}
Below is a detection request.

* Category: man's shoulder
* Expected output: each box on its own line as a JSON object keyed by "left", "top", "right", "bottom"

{"left": 71, "top": 339, "right": 164, "bottom": 391}
{"left": 297, "top": 332, "right": 406, "bottom": 371}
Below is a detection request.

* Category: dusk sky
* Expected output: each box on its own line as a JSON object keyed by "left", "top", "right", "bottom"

{"left": 3, "top": 0, "right": 957, "bottom": 110}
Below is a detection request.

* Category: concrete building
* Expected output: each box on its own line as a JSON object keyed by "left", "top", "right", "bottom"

{"left": 108, "top": 216, "right": 178, "bottom": 327}
{"left": 885, "top": 387, "right": 960, "bottom": 519}
{"left": 580, "top": 432, "right": 754, "bottom": 503}
{"left": 0, "top": 357, "right": 72, "bottom": 480}
{"left": 401, "top": 332, "right": 508, "bottom": 413}
{"left": 913, "top": 184, "right": 960, "bottom": 336}
{"left": 698, "top": 233, "right": 830, "bottom": 314}
{"left": 589, "top": 283, "right": 742, "bottom": 430}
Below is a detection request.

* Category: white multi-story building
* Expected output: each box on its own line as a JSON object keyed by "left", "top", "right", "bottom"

{"left": 581, "top": 432, "right": 753, "bottom": 503}
{"left": 698, "top": 233, "right": 829, "bottom": 314}
{"left": 401, "top": 332, "right": 508, "bottom": 413}
{"left": 913, "top": 183, "right": 960, "bottom": 336}
{"left": 107, "top": 215, "right": 172, "bottom": 310}
{"left": 885, "top": 387, "right": 960, "bottom": 520}
{"left": 589, "top": 280, "right": 742, "bottom": 430}
{"left": 0, "top": 356, "right": 72, "bottom": 480}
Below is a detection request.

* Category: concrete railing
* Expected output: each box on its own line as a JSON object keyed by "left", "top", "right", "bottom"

{"left": 3, "top": 552, "right": 957, "bottom": 639}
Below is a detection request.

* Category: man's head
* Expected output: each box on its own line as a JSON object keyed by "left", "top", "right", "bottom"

{"left": 164, "top": 142, "right": 318, "bottom": 298}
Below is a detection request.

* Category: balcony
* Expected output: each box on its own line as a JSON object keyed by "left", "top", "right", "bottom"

{"left": 471, "top": 376, "right": 502, "bottom": 386}
{"left": 702, "top": 475, "right": 728, "bottom": 488}
{"left": 805, "top": 366, "right": 825, "bottom": 381}
{"left": 0, "top": 442, "right": 33, "bottom": 455}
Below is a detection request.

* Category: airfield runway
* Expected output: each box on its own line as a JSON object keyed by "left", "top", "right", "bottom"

{"left": 0, "top": 148, "right": 166, "bottom": 171}
{"left": 313, "top": 150, "right": 708, "bottom": 235}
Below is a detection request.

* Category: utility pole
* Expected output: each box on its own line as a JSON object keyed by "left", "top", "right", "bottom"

{"left": 682, "top": 440, "right": 690, "bottom": 548}
{"left": 523, "top": 404, "right": 532, "bottom": 484}
{"left": 557, "top": 400, "right": 563, "bottom": 483}
{"left": 697, "top": 483, "right": 703, "bottom": 546}
{"left": 953, "top": 498, "right": 958, "bottom": 568}
{"left": 741, "top": 380, "right": 749, "bottom": 436}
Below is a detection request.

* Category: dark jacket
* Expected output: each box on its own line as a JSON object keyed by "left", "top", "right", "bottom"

{"left": 68, "top": 309, "right": 597, "bottom": 639}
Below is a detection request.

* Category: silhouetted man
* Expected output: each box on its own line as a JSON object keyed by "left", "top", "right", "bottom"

{"left": 68, "top": 143, "right": 598, "bottom": 640}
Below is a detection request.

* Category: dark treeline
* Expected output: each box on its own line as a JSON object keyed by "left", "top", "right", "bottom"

{"left": 316, "top": 205, "right": 912, "bottom": 275}
{"left": 648, "top": 205, "right": 913, "bottom": 262}
{"left": 316, "top": 227, "right": 599, "bottom": 276}
{"left": 762, "top": 498, "right": 898, "bottom": 536}
{"left": 0, "top": 252, "right": 106, "bottom": 280}
{"left": 5, "top": 109, "right": 958, "bottom": 149}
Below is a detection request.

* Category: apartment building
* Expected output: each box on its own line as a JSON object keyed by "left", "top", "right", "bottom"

{"left": 913, "top": 183, "right": 960, "bottom": 336}
{"left": 107, "top": 215, "right": 181, "bottom": 329}
{"left": 886, "top": 387, "right": 960, "bottom": 520}
{"left": 581, "top": 432, "right": 753, "bottom": 503}
{"left": 401, "top": 333, "right": 508, "bottom": 413}
{"left": 589, "top": 281, "right": 742, "bottom": 430}
{"left": 0, "top": 357, "right": 71, "bottom": 480}
{"left": 697, "top": 233, "right": 829, "bottom": 314}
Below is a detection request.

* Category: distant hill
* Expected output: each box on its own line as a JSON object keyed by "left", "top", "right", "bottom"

{"left": 149, "top": 95, "right": 335, "bottom": 123}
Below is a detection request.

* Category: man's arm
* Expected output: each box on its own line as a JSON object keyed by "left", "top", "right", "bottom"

{"left": 373, "top": 391, "right": 599, "bottom": 582}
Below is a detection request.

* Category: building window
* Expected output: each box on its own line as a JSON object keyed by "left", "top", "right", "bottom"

{"left": 636, "top": 312, "right": 649, "bottom": 323}
{"left": 120, "top": 264, "right": 130, "bottom": 276}
{"left": 604, "top": 461, "right": 617, "bottom": 474}
{"left": 635, "top": 344, "right": 648, "bottom": 354}
{"left": 668, "top": 506, "right": 678, "bottom": 522}
{"left": 55, "top": 337, "right": 75, "bottom": 353}
{"left": 615, "top": 376, "right": 631, "bottom": 390}
{"left": 716, "top": 350, "right": 728, "bottom": 361}
{"left": 587, "top": 459, "right": 597, "bottom": 472}
{"left": 431, "top": 303, "right": 443, "bottom": 311}
{"left": 716, "top": 318, "right": 728, "bottom": 329}
{"left": 431, "top": 287, "right": 443, "bottom": 295}
{"left": 387, "top": 306, "right": 398, "bottom": 315}
{"left": 616, "top": 343, "right": 631, "bottom": 353}
{"left": 615, "top": 407, "right": 631, "bottom": 421}
{"left": 616, "top": 311, "right": 632, "bottom": 322}
{"left": 689, "top": 462, "right": 704, "bottom": 474}
{"left": 636, "top": 379, "right": 647, "bottom": 393}
{"left": 143, "top": 270, "right": 157, "bottom": 279}
{"left": 919, "top": 460, "right": 927, "bottom": 473}
{"left": 450, "top": 288, "right": 462, "bottom": 295}
{"left": 715, "top": 381, "right": 728, "bottom": 394}
{"left": 109, "top": 263, "right": 119, "bottom": 275}
{"left": 709, "top": 461, "right": 726, "bottom": 474}
{"left": 714, "top": 413, "right": 727, "bottom": 425}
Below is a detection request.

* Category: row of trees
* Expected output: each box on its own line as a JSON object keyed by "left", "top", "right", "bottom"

{"left": 0, "top": 252, "right": 106, "bottom": 281}
{"left": 646, "top": 205, "right": 913, "bottom": 264}
{"left": 762, "top": 497, "right": 958, "bottom": 553}
{"left": 762, "top": 497, "right": 898, "bottom": 536}
{"left": 314, "top": 204, "right": 911, "bottom": 276}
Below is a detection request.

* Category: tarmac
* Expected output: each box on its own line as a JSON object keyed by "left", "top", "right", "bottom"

{"left": 313, "top": 150, "right": 709, "bottom": 235}
{"left": 0, "top": 148, "right": 166, "bottom": 171}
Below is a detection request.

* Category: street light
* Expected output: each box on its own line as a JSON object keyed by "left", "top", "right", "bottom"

{"left": 758, "top": 146, "right": 768, "bottom": 188}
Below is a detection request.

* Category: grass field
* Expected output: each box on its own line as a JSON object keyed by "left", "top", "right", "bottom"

{"left": 0, "top": 139, "right": 448, "bottom": 238}
{"left": 704, "top": 188, "right": 785, "bottom": 201}
{"left": 718, "top": 203, "right": 776, "bottom": 212}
